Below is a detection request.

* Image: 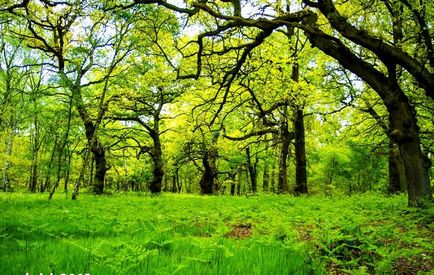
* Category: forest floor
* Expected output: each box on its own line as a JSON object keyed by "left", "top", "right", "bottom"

{"left": 0, "top": 193, "right": 433, "bottom": 275}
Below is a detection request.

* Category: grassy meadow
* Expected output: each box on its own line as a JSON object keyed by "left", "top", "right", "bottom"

{"left": 0, "top": 193, "right": 433, "bottom": 274}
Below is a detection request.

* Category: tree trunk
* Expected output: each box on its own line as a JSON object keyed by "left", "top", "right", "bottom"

{"left": 176, "top": 168, "right": 182, "bottom": 193}
{"left": 29, "top": 152, "right": 38, "bottom": 193}
{"left": 71, "top": 84, "right": 107, "bottom": 195}
{"left": 230, "top": 172, "right": 236, "bottom": 196}
{"left": 150, "top": 133, "right": 164, "bottom": 193}
{"left": 199, "top": 133, "right": 219, "bottom": 195}
{"left": 92, "top": 148, "right": 106, "bottom": 194}
{"left": 246, "top": 147, "right": 257, "bottom": 193}
{"left": 199, "top": 150, "right": 218, "bottom": 194}
{"left": 389, "top": 98, "right": 432, "bottom": 206}
{"left": 278, "top": 110, "right": 290, "bottom": 193}
{"left": 294, "top": 108, "right": 308, "bottom": 194}
{"left": 3, "top": 127, "right": 14, "bottom": 192}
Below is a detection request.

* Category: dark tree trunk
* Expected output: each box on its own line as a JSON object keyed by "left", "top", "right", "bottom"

{"left": 278, "top": 109, "right": 291, "bottom": 193}
{"left": 199, "top": 150, "right": 218, "bottom": 194}
{"left": 294, "top": 108, "right": 308, "bottom": 194}
{"left": 246, "top": 147, "right": 258, "bottom": 193}
{"left": 92, "top": 148, "right": 106, "bottom": 194}
{"left": 151, "top": 125, "right": 164, "bottom": 193}
{"left": 236, "top": 172, "right": 241, "bottom": 195}
{"left": 29, "top": 159, "right": 38, "bottom": 192}
{"left": 230, "top": 174, "right": 236, "bottom": 196}
{"left": 389, "top": 99, "right": 432, "bottom": 206}
{"left": 199, "top": 133, "right": 219, "bottom": 195}
{"left": 149, "top": 133, "right": 164, "bottom": 193}
{"left": 89, "top": 156, "right": 94, "bottom": 188}
{"left": 290, "top": 59, "right": 308, "bottom": 195}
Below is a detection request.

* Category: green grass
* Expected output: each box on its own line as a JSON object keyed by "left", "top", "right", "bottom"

{"left": 0, "top": 193, "right": 432, "bottom": 274}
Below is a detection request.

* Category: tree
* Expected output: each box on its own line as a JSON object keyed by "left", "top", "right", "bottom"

{"left": 3, "top": 1, "right": 139, "bottom": 195}
{"left": 121, "top": 0, "right": 432, "bottom": 206}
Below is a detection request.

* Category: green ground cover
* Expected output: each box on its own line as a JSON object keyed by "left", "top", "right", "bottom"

{"left": 0, "top": 193, "right": 432, "bottom": 274}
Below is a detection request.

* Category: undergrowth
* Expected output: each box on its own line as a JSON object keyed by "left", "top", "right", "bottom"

{"left": 0, "top": 193, "right": 432, "bottom": 274}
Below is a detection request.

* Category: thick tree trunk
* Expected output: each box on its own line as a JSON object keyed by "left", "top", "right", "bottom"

{"left": 92, "top": 148, "right": 106, "bottom": 194}
{"left": 149, "top": 133, "right": 164, "bottom": 193}
{"left": 246, "top": 147, "right": 257, "bottom": 193}
{"left": 199, "top": 150, "right": 218, "bottom": 194}
{"left": 294, "top": 108, "right": 308, "bottom": 194}
{"left": 389, "top": 98, "right": 432, "bottom": 206}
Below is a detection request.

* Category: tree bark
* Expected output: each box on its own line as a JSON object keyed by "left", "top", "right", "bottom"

{"left": 92, "top": 148, "right": 106, "bottom": 194}
{"left": 229, "top": 171, "right": 236, "bottom": 196}
{"left": 199, "top": 132, "right": 219, "bottom": 194}
{"left": 294, "top": 108, "right": 308, "bottom": 195}
{"left": 290, "top": 58, "right": 308, "bottom": 195}
{"left": 246, "top": 147, "right": 258, "bottom": 193}
{"left": 278, "top": 106, "right": 291, "bottom": 193}
{"left": 149, "top": 131, "right": 164, "bottom": 193}
{"left": 199, "top": 149, "right": 218, "bottom": 194}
